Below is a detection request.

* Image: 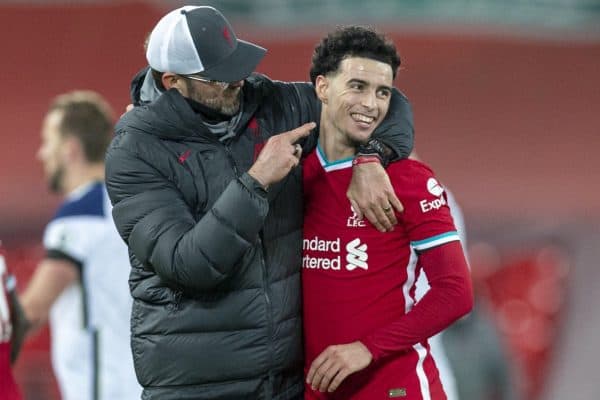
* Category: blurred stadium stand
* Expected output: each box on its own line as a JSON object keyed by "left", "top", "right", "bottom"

{"left": 1, "top": 1, "right": 598, "bottom": 399}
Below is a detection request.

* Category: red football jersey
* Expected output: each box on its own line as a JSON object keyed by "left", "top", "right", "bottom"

{"left": 302, "top": 147, "right": 460, "bottom": 400}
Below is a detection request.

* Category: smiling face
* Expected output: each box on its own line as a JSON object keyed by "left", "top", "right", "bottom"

{"left": 316, "top": 57, "right": 393, "bottom": 152}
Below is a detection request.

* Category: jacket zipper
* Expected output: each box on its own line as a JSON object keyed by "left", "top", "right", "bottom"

{"left": 223, "top": 143, "right": 275, "bottom": 396}
{"left": 223, "top": 143, "right": 240, "bottom": 176}
{"left": 259, "top": 233, "right": 275, "bottom": 399}
{"left": 223, "top": 144, "right": 274, "bottom": 399}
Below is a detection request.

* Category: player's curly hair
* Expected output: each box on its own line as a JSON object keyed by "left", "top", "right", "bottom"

{"left": 310, "top": 26, "right": 400, "bottom": 85}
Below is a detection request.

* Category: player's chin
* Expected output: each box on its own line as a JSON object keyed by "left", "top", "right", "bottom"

{"left": 220, "top": 100, "right": 241, "bottom": 116}
{"left": 348, "top": 128, "right": 375, "bottom": 144}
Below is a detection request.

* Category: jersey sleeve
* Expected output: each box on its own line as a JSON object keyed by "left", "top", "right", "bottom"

{"left": 360, "top": 241, "right": 473, "bottom": 360}
{"left": 392, "top": 160, "right": 460, "bottom": 253}
{"left": 358, "top": 161, "right": 473, "bottom": 360}
{"left": 43, "top": 216, "right": 103, "bottom": 268}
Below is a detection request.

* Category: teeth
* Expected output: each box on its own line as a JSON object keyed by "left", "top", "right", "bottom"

{"left": 351, "top": 113, "right": 374, "bottom": 123}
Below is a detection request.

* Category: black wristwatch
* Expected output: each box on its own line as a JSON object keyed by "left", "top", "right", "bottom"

{"left": 356, "top": 138, "right": 391, "bottom": 167}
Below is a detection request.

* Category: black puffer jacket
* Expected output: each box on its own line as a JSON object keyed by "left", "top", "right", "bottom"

{"left": 105, "top": 74, "right": 413, "bottom": 400}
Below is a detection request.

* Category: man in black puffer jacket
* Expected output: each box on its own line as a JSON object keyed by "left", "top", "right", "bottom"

{"left": 105, "top": 6, "right": 414, "bottom": 400}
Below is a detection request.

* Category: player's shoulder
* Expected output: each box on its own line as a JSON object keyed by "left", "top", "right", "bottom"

{"left": 388, "top": 159, "right": 447, "bottom": 204}
{"left": 387, "top": 158, "right": 436, "bottom": 183}
{"left": 52, "top": 182, "right": 106, "bottom": 222}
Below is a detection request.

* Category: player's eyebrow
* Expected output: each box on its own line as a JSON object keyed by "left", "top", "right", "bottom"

{"left": 347, "top": 78, "right": 368, "bottom": 86}
{"left": 347, "top": 79, "right": 392, "bottom": 93}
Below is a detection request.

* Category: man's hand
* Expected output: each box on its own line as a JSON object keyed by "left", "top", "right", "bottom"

{"left": 248, "top": 122, "right": 315, "bottom": 189}
{"left": 347, "top": 162, "right": 403, "bottom": 232}
{"left": 306, "top": 341, "right": 373, "bottom": 393}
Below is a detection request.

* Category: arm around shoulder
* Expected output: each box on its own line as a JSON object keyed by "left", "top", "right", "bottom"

{"left": 369, "top": 89, "right": 414, "bottom": 161}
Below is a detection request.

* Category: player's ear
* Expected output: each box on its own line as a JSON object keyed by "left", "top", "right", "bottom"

{"left": 161, "top": 72, "right": 179, "bottom": 90}
{"left": 315, "top": 75, "right": 329, "bottom": 105}
{"left": 61, "top": 135, "right": 80, "bottom": 163}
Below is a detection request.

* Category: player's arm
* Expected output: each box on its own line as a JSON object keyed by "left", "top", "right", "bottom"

{"left": 361, "top": 242, "right": 473, "bottom": 359}
{"left": 307, "top": 242, "right": 473, "bottom": 393}
{"left": 354, "top": 168, "right": 474, "bottom": 365}
{"left": 20, "top": 258, "right": 79, "bottom": 333}
{"left": 7, "top": 276, "right": 30, "bottom": 364}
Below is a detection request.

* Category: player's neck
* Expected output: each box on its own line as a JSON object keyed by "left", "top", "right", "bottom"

{"left": 62, "top": 163, "right": 105, "bottom": 195}
{"left": 318, "top": 120, "right": 356, "bottom": 162}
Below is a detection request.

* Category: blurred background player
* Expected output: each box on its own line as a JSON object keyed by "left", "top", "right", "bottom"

{"left": 19, "top": 91, "right": 141, "bottom": 400}
{"left": 1, "top": 247, "right": 24, "bottom": 400}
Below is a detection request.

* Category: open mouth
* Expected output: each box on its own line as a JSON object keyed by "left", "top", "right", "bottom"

{"left": 351, "top": 113, "right": 376, "bottom": 126}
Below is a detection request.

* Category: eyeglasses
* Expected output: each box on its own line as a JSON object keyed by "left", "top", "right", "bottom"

{"left": 180, "top": 74, "right": 230, "bottom": 89}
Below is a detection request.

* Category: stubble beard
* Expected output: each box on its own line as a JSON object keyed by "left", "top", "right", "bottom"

{"left": 188, "top": 83, "right": 242, "bottom": 116}
{"left": 203, "top": 92, "right": 241, "bottom": 116}
{"left": 48, "top": 165, "right": 65, "bottom": 194}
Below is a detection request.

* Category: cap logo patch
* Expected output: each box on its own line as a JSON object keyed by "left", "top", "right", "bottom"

{"left": 222, "top": 27, "right": 233, "bottom": 47}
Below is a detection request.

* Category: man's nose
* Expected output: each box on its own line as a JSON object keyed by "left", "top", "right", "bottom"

{"left": 361, "top": 92, "right": 376, "bottom": 109}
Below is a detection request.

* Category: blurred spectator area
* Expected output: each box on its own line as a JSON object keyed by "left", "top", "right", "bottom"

{"left": 0, "top": 1, "right": 598, "bottom": 400}
{"left": 469, "top": 241, "right": 570, "bottom": 399}
{"left": 141, "top": 0, "right": 600, "bottom": 32}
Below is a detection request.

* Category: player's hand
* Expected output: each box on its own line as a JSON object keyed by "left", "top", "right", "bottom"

{"left": 306, "top": 341, "right": 373, "bottom": 393}
{"left": 248, "top": 122, "right": 315, "bottom": 188}
{"left": 347, "top": 161, "right": 403, "bottom": 232}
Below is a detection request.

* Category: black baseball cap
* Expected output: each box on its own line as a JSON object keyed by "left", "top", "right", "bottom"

{"left": 146, "top": 6, "right": 266, "bottom": 82}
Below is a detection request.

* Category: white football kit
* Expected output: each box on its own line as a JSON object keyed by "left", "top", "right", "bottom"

{"left": 44, "top": 182, "right": 141, "bottom": 400}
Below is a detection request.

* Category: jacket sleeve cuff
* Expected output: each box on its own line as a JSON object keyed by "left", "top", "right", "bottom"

{"left": 239, "top": 172, "right": 269, "bottom": 199}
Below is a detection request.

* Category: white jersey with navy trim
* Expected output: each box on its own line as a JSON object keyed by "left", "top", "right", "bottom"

{"left": 44, "top": 182, "right": 141, "bottom": 400}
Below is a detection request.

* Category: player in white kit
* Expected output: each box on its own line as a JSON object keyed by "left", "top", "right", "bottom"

{"left": 21, "top": 91, "right": 141, "bottom": 400}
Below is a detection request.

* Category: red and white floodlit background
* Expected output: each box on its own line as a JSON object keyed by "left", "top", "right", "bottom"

{"left": 0, "top": 1, "right": 598, "bottom": 399}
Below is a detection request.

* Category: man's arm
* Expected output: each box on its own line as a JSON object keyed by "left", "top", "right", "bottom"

{"left": 20, "top": 258, "right": 79, "bottom": 333}
{"left": 107, "top": 142, "right": 267, "bottom": 292}
{"left": 346, "top": 89, "right": 415, "bottom": 231}
{"left": 106, "top": 122, "right": 312, "bottom": 293}
{"left": 367, "top": 88, "right": 414, "bottom": 161}
{"left": 306, "top": 242, "right": 473, "bottom": 393}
